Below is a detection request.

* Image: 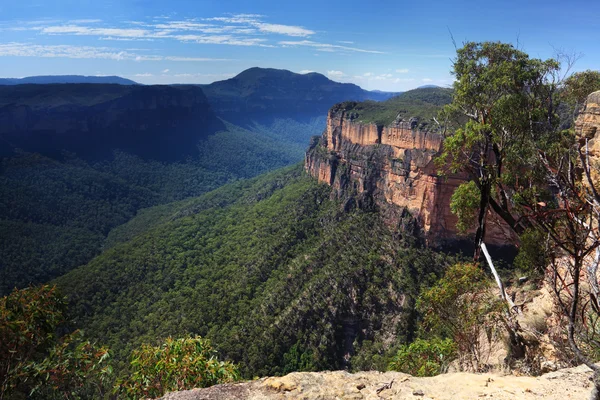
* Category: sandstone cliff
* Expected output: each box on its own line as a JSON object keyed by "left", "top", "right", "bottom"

{"left": 576, "top": 91, "right": 600, "bottom": 184}
{"left": 305, "top": 103, "right": 513, "bottom": 246}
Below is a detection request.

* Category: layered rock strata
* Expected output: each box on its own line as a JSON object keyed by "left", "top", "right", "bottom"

{"left": 576, "top": 91, "right": 600, "bottom": 184}
{"left": 305, "top": 103, "right": 513, "bottom": 245}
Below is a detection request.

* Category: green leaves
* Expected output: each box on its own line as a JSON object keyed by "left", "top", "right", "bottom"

{"left": 450, "top": 181, "right": 480, "bottom": 233}
{"left": 116, "top": 336, "right": 239, "bottom": 399}
{"left": 441, "top": 41, "right": 562, "bottom": 240}
{"left": 417, "top": 263, "right": 504, "bottom": 371}
{"left": 388, "top": 338, "right": 456, "bottom": 377}
{"left": 1, "top": 286, "right": 111, "bottom": 399}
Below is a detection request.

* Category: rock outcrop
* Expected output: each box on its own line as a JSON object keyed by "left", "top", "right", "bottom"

{"left": 306, "top": 103, "right": 513, "bottom": 246}
{"left": 159, "top": 365, "right": 595, "bottom": 400}
{"left": 576, "top": 91, "right": 600, "bottom": 184}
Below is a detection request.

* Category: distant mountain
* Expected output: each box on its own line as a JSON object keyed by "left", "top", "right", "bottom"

{"left": 0, "top": 84, "right": 222, "bottom": 161}
{"left": 200, "top": 67, "right": 400, "bottom": 146}
{"left": 0, "top": 75, "right": 137, "bottom": 85}
{"left": 202, "top": 67, "right": 399, "bottom": 120}
{"left": 417, "top": 84, "right": 442, "bottom": 89}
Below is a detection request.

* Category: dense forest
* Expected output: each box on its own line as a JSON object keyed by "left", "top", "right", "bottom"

{"left": 54, "top": 164, "right": 460, "bottom": 377}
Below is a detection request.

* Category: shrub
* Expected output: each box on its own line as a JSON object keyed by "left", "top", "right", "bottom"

{"left": 418, "top": 263, "right": 504, "bottom": 371}
{"left": 116, "top": 336, "right": 239, "bottom": 399}
{"left": 388, "top": 338, "right": 456, "bottom": 376}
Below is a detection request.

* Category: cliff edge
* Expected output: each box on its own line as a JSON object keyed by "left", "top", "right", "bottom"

{"left": 305, "top": 102, "right": 514, "bottom": 246}
{"left": 159, "top": 364, "right": 595, "bottom": 400}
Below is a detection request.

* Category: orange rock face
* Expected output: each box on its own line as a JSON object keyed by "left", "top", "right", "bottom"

{"left": 576, "top": 91, "right": 600, "bottom": 184}
{"left": 306, "top": 107, "right": 513, "bottom": 246}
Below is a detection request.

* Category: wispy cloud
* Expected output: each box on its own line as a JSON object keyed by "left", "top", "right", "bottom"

{"left": 41, "top": 25, "right": 149, "bottom": 38}
{"left": 25, "top": 13, "right": 316, "bottom": 49}
{"left": 422, "top": 78, "right": 433, "bottom": 82}
{"left": 327, "top": 70, "right": 345, "bottom": 78}
{"left": 0, "top": 42, "right": 232, "bottom": 62}
{"left": 396, "top": 68, "right": 409, "bottom": 73}
{"left": 299, "top": 69, "right": 314, "bottom": 74}
{"left": 279, "top": 40, "right": 384, "bottom": 54}
{"left": 254, "top": 22, "right": 314, "bottom": 37}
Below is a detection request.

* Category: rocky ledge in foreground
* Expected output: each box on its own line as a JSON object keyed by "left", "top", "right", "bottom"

{"left": 161, "top": 365, "right": 594, "bottom": 400}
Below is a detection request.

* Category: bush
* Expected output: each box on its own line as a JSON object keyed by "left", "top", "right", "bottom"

{"left": 1, "top": 286, "right": 111, "bottom": 400}
{"left": 388, "top": 338, "right": 456, "bottom": 376}
{"left": 418, "top": 263, "right": 504, "bottom": 371}
{"left": 116, "top": 336, "right": 239, "bottom": 399}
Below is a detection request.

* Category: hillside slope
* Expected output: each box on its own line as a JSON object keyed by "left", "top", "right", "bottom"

{"left": 0, "top": 84, "right": 300, "bottom": 294}
{"left": 55, "top": 165, "right": 459, "bottom": 376}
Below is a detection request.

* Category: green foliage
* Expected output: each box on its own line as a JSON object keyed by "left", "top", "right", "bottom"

{"left": 55, "top": 166, "right": 458, "bottom": 377}
{"left": 449, "top": 181, "right": 480, "bottom": 233}
{"left": 0, "top": 286, "right": 110, "bottom": 400}
{"left": 282, "top": 343, "right": 316, "bottom": 374}
{"left": 439, "top": 41, "right": 561, "bottom": 238}
{"left": 342, "top": 87, "right": 452, "bottom": 126}
{"left": 562, "top": 70, "right": 600, "bottom": 107}
{"left": 388, "top": 338, "right": 456, "bottom": 376}
{"left": 116, "top": 336, "right": 238, "bottom": 399}
{"left": 513, "top": 229, "right": 548, "bottom": 276}
{"left": 418, "top": 263, "right": 504, "bottom": 371}
{"left": 0, "top": 119, "right": 304, "bottom": 295}
{"left": 17, "top": 331, "right": 112, "bottom": 400}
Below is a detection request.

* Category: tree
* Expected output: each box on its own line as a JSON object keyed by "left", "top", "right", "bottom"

{"left": 562, "top": 70, "right": 600, "bottom": 111}
{"left": 116, "top": 336, "right": 239, "bottom": 399}
{"left": 442, "top": 41, "right": 600, "bottom": 398}
{"left": 440, "top": 41, "right": 561, "bottom": 255}
{"left": 417, "top": 263, "right": 503, "bottom": 371}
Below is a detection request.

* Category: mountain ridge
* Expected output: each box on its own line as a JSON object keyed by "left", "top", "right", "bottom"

{"left": 0, "top": 75, "right": 138, "bottom": 85}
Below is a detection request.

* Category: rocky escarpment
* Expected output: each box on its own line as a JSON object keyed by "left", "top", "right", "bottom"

{"left": 305, "top": 102, "right": 513, "bottom": 246}
{"left": 576, "top": 91, "right": 600, "bottom": 183}
{"left": 0, "top": 84, "right": 224, "bottom": 161}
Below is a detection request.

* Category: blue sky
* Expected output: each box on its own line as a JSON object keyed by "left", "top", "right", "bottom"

{"left": 0, "top": 0, "right": 598, "bottom": 91}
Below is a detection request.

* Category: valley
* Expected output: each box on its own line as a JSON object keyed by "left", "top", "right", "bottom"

{"left": 1, "top": 34, "right": 600, "bottom": 400}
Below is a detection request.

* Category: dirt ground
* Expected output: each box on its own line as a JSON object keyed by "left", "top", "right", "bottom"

{"left": 160, "top": 364, "right": 594, "bottom": 400}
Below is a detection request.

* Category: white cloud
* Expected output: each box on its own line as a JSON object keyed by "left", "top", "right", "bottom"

{"left": 327, "top": 70, "right": 345, "bottom": 78}
{"left": 162, "top": 68, "right": 170, "bottom": 73}
{"left": 42, "top": 25, "right": 149, "bottom": 38}
{"left": 68, "top": 19, "right": 102, "bottom": 24}
{"left": 396, "top": 68, "right": 409, "bottom": 73}
{"left": 279, "top": 40, "right": 384, "bottom": 54}
{"left": 173, "top": 34, "right": 269, "bottom": 46}
{"left": 205, "top": 14, "right": 313, "bottom": 37}
{"left": 0, "top": 42, "right": 232, "bottom": 62}
{"left": 363, "top": 72, "right": 373, "bottom": 77}
{"left": 254, "top": 22, "right": 314, "bottom": 37}
{"left": 422, "top": 78, "right": 433, "bottom": 82}
{"left": 299, "top": 70, "right": 314, "bottom": 74}
{"left": 338, "top": 40, "right": 354, "bottom": 44}
{"left": 134, "top": 73, "right": 153, "bottom": 77}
